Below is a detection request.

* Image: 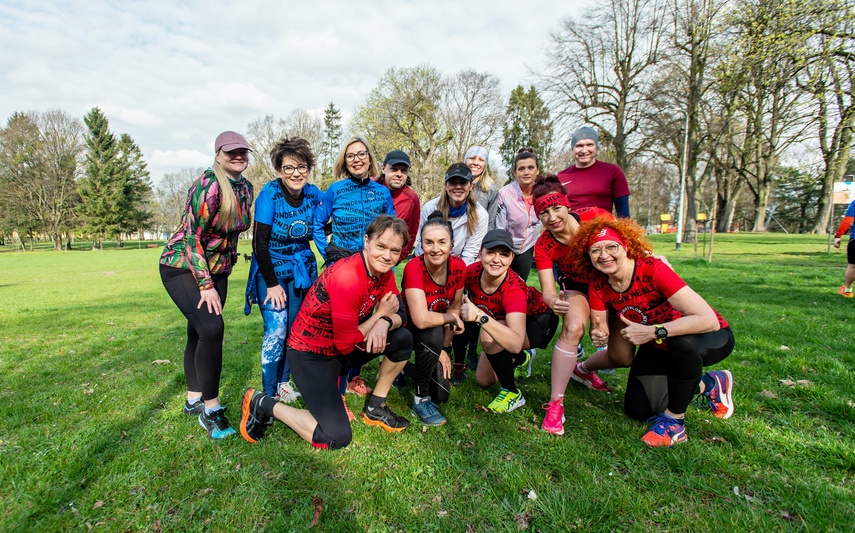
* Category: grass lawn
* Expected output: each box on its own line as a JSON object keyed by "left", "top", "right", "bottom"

{"left": 0, "top": 233, "right": 853, "bottom": 531}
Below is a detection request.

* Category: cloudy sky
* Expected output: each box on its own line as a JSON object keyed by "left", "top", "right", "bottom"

{"left": 0, "top": 0, "right": 583, "bottom": 182}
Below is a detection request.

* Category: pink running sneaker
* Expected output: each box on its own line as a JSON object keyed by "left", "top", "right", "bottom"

{"left": 346, "top": 376, "right": 373, "bottom": 396}
{"left": 571, "top": 366, "right": 611, "bottom": 392}
{"left": 541, "top": 399, "right": 566, "bottom": 436}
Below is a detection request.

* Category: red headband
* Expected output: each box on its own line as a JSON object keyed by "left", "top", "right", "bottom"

{"left": 588, "top": 227, "right": 625, "bottom": 249}
{"left": 534, "top": 191, "right": 572, "bottom": 216}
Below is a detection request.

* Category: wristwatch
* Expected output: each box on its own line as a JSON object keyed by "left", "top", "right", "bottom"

{"left": 654, "top": 325, "right": 668, "bottom": 344}
{"left": 379, "top": 316, "right": 394, "bottom": 328}
{"left": 476, "top": 312, "right": 489, "bottom": 326}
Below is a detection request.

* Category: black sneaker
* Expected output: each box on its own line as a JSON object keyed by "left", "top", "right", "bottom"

{"left": 198, "top": 407, "right": 236, "bottom": 439}
{"left": 183, "top": 399, "right": 204, "bottom": 415}
{"left": 362, "top": 403, "right": 410, "bottom": 433}
{"left": 239, "top": 388, "right": 269, "bottom": 443}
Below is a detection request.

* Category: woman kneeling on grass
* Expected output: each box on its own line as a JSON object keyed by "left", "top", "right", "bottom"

{"left": 460, "top": 229, "right": 558, "bottom": 413}
{"left": 239, "top": 216, "right": 413, "bottom": 449}
{"left": 532, "top": 175, "right": 614, "bottom": 436}
{"left": 402, "top": 211, "right": 466, "bottom": 426}
{"left": 568, "top": 217, "right": 735, "bottom": 447}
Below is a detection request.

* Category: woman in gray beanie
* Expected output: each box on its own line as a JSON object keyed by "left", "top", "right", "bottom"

{"left": 557, "top": 127, "right": 631, "bottom": 218}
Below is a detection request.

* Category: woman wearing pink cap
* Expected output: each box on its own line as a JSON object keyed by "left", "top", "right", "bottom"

{"left": 568, "top": 218, "right": 735, "bottom": 447}
{"left": 160, "top": 131, "right": 254, "bottom": 439}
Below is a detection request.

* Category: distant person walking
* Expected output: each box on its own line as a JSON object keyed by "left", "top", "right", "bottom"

{"left": 557, "top": 127, "right": 631, "bottom": 218}
{"left": 159, "top": 131, "right": 254, "bottom": 439}
{"left": 833, "top": 198, "right": 855, "bottom": 298}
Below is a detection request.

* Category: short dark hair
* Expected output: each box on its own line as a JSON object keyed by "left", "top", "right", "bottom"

{"left": 270, "top": 137, "right": 315, "bottom": 170}
{"left": 420, "top": 210, "right": 453, "bottom": 243}
{"left": 514, "top": 146, "right": 540, "bottom": 171}
{"left": 366, "top": 215, "right": 409, "bottom": 247}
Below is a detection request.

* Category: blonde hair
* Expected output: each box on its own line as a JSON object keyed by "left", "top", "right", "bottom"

{"left": 465, "top": 147, "right": 495, "bottom": 193}
{"left": 212, "top": 159, "right": 239, "bottom": 231}
{"left": 437, "top": 188, "right": 479, "bottom": 234}
{"left": 333, "top": 136, "right": 379, "bottom": 180}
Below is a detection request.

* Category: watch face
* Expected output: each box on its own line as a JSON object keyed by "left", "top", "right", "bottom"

{"left": 478, "top": 314, "right": 489, "bottom": 325}
{"left": 656, "top": 326, "right": 667, "bottom": 339}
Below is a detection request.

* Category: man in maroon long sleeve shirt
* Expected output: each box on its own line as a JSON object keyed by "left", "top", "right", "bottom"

{"left": 377, "top": 150, "right": 420, "bottom": 260}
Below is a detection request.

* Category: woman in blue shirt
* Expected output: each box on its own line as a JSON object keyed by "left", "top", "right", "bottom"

{"left": 245, "top": 137, "right": 324, "bottom": 402}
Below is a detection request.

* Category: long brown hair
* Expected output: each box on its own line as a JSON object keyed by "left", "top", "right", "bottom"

{"left": 437, "top": 188, "right": 479, "bottom": 234}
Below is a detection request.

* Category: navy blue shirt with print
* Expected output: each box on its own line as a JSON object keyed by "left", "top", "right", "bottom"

{"left": 313, "top": 177, "right": 395, "bottom": 259}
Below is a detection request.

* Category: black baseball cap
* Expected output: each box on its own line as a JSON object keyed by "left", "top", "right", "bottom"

{"left": 481, "top": 229, "right": 515, "bottom": 252}
{"left": 383, "top": 150, "right": 410, "bottom": 167}
{"left": 444, "top": 162, "right": 473, "bottom": 182}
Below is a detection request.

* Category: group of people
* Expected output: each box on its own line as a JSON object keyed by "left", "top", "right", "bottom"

{"left": 159, "top": 126, "right": 736, "bottom": 450}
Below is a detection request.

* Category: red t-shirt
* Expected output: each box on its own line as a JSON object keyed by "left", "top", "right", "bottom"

{"left": 385, "top": 183, "right": 421, "bottom": 258}
{"left": 464, "top": 262, "right": 527, "bottom": 321}
{"left": 533, "top": 206, "right": 613, "bottom": 281}
{"left": 401, "top": 254, "right": 465, "bottom": 313}
{"left": 288, "top": 252, "right": 398, "bottom": 356}
{"left": 588, "top": 257, "right": 728, "bottom": 349}
{"left": 526, "top": 285, "right": 549, "bottom": 315}
{"left": 557, "top": 161, "right": 630, "bottom": 213}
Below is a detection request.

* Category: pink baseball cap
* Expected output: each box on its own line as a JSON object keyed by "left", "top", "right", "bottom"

{"left": 214, "top": 131, "right": 251, "bottom": 153}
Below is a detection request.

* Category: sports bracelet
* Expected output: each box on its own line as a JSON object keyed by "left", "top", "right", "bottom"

{"left": 379, "top": 316, "right": 394, "bottom": 328}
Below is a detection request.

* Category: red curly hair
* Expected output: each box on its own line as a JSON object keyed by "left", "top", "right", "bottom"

{"left": 567, "top": 217, "right": 654, "bottom": 278}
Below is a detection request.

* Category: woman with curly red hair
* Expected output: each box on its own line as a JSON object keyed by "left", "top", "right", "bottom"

{"left": 567, "top": 218, "right": 735, "bottom": 447}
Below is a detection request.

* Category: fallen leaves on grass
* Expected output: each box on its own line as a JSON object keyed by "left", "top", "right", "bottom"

{"left": 760, "top": 390, "right": 778, "bottom": 399}
{"left": 779, "top": 345, "right": 789, "bottom": 351}
{"left": 505, "top": 454, "right": 515, "bottom": 461}
{"left": 474, "top": 404, "right": 489, "bottom": 412}
{"left": 437, "top": 510, "right": 448, "bottom": 517}
{"left": 93, "top": 501, "right": 104, "bottom": 509}
{"left": 514, "top": 512, "right": 532, "bottom": 530}
{"left": 309, "top": 496, "right": 323, "bottom": 528}
{"left": 779, "top": 379, "right": 811, "bottom": 387}
{"left": 702, "top": 436, "right": 728, "bottom": 444}
{"left": 152, "top": 519, "right": 162, "bottom": 532}
{"left": 151, "top": 359, "right": 171, "bottom": 365}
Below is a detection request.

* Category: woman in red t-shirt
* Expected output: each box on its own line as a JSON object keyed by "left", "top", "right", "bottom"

{"left": 402, "top": 211, "right": 466, "bottom": 426}
{"left": 532, "top": 175, "right": 614, "bottom": 436}
{"left": 568, "top": 218, "right": 735, "bottom": 448}
{"left": 460, "top": 229, "right": 558, "bottom": 413}
{"left": 237, "top": 216, "right": 414, "bottom": 450}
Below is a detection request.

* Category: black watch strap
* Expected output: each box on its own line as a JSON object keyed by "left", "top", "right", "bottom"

{"left": 379, "top": 316, "right": 394, "bottom": 328}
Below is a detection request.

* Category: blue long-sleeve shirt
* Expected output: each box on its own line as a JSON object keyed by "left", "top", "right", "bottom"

{"left": 313, "top": 176, "right": 395, "bottom": 259}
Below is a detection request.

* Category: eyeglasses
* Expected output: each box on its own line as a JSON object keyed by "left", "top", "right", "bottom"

{"left": 345, "top": 150, "right": 369, "bottom": 162}
{"left": 588, "top": 243, "right": 621, "bottom": 258}
{"left": 281, "top": 164, "right": 309, "bottom": 175}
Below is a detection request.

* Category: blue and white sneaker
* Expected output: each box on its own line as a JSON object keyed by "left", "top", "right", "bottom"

{"left": 199, "top": 407, "right": 236, "bottom": 439}
{"left": 411, "top": 397, "right": 447, "bottom": 426}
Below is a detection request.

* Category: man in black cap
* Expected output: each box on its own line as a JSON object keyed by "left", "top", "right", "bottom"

{"left": 377, "top": 150, "right": 420, "bottom": 259}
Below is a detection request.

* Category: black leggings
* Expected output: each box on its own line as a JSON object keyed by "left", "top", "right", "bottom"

{"left": 408, "top": 324, "right": 451, "bottom": 404}
{"left": 160, "top": 264, "right": 229, "bottom": 401}
{"left": 624, "top": 327, "right": 735, "bottom": 421}
{"left": 484, "top": 311, "right": 559, "bottom": 393}
{"left": 509, "top": 246, "right": 535, "bottom": 282}
{"left": 288, "top": 327, "right": 413, "bottom": 450}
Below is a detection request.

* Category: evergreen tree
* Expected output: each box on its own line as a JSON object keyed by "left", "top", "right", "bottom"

{"left": 77, "top": 107, "right": 122, "bottom": 247}
{"left": 116, "top": 133, "right": 153, "bottom": 240}
{"left": 499, "top": 85, "right": 554, "bottom": 172}
{"left": 321, "top": 102, "right": 342, "bottom": 188}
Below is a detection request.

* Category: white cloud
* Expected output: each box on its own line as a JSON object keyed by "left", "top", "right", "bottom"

{"left": 0, "top": 0, "right": 583, "bottom": 180}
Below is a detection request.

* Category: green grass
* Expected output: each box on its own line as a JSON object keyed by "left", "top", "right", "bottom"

{"left": 1, "top": 234, "right": 853, "bottom": 532}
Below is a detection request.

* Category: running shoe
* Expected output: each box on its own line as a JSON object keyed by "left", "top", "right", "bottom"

{"left": 541, "top": 399, "right": 566, "bottom": 436}
{"left": 487, "top": 388, "right": 526, "bottom": 413}
{"left": 183, "top": 399, "right": 204, "bottom": 415}
{"left": 239, "top": 388, "right": 269, "bottom": 443}
{"left": 839, "top": 285, "right": 853, "bottom": 298}
{"left": 452, "top": 363, "right": 467, "bottom": 386}
{"left": 363, "top": 403, "right": 410, "bottom": 432}
{"left": 346, "top": 376, "right": 373, "bottom": 396}
{"left": 641, "top": 413, "right": 687, "bottom": 447}
{"left": 342, "top": 395, "right": 355, "bottom": 422}
{"left": 198, "top": 407, "right": 236, "bottom": 439}
{"left": 703, "top": 370, "right": 734, "bottom": 419}
{"left": 514, "top": 349, "right": 536, "bottom": 379}
{"left": 411, "top": 397, "right": 447, "bottom": 426}
{"left": 570, "top": 366, "right": 611, "bottom": 392}
{"left": 275, "top": 381, "right": 301, "bottom": 403}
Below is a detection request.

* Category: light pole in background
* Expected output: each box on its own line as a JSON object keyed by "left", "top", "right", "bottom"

{"left": 676, "top": 110, "right": 690, "bottom": 251}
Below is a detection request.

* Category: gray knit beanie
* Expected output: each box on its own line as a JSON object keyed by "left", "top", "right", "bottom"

{"left": 571, "top": 126, "right": 599, "bottom": 148}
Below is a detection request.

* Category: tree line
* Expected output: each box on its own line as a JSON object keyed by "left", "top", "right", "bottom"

{"left": 2, "top": 0, "right": 853, "bottom": 249}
